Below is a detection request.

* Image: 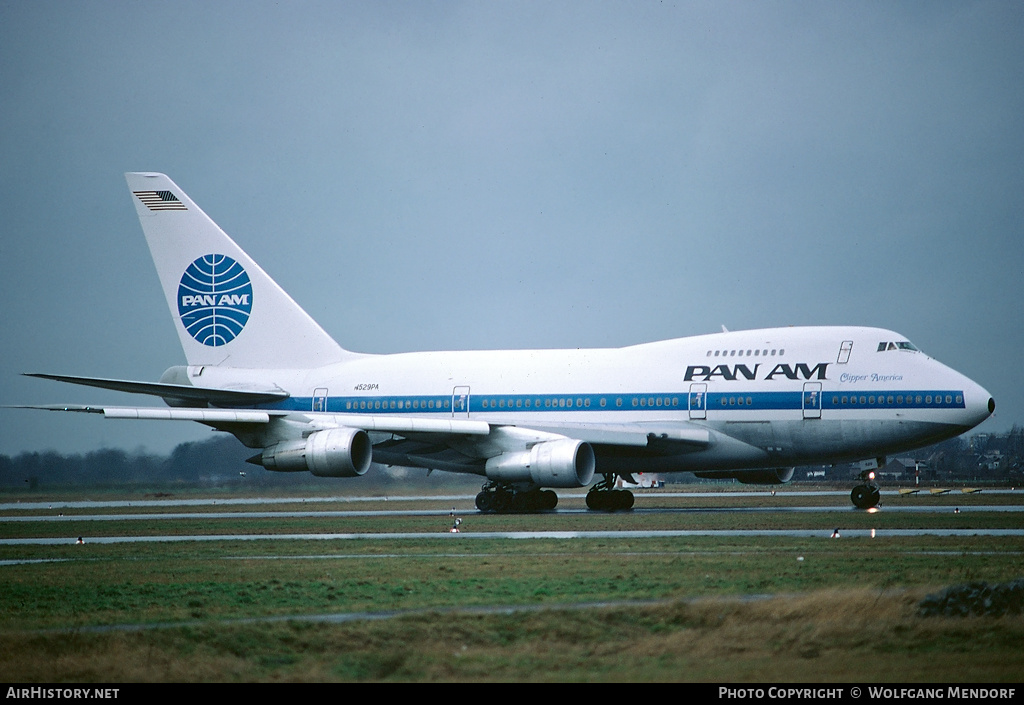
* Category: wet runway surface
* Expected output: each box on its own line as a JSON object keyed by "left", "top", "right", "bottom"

{"left": 2, "top": 504, "right": 1023, "bottom": 523}
{"left": 4, "top": 528, "right": 1024, "bottom": 546}
{"left": 2, "top": 490, "right": 1022, "bottom": 545}
{"left": 3, "top": 489, "right": 1020, "bottom": 512}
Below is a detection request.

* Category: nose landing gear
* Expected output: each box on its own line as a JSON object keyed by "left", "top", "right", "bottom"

{"left": 850, "top": 469, "right": 881, "bottom": 509}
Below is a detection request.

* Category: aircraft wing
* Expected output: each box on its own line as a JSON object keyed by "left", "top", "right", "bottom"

{"left": 25, "top": 373, "right": 290, "bottom": 406}
{"left": 18, "top": 394, "right": 711, "bottom": 482}
{"left": 16, "top": 404, "right": 492, "bottom": 436}
{"left": 365, "top": 419, "right": 712, "bottom": 476}
{"left": 14, "top": 405, "right": 277, "bottom": 424}
{"left": 294, "top": 415, "right": 708, "bottom": 448}
{"left": 16, "top": 402, "right": 704, "bottom": 449}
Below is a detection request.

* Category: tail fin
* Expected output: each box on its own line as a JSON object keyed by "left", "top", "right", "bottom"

{"left": 126, "top": 172, "right": 354, "bottom": 369}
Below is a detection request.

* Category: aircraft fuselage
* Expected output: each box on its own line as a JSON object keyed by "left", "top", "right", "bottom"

{"left": 178, "top": 325, "right": 993, "bottom": 476}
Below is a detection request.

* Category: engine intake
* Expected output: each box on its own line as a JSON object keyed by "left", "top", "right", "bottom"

{"left": 259, "top": 427, "right": 372, "bottom": 478}
{"left": 485, "top": 439, "right": 596, "bottom": 488}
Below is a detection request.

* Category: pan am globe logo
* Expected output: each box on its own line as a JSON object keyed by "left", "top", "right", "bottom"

{"left": 177, "top": 254, "right": 253, "bottom": 346}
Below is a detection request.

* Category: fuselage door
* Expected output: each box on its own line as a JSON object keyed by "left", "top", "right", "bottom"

{"left": 452, "top": 386, "right": 471, "bottom": 418}
{"left": 802, "top": 382, "right": 822, "bottom": 419}
{"left": 313, "top": 388, "right": 328, "bottom": 412}
{"left": 837, "top": 340, "right": 853, "bottom": 364}
{"left": 689, "top": 383, "right": 707, "bottom": 420}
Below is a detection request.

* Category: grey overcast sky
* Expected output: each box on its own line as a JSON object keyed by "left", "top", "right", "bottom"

{"left": 1, "top": 1, "right": 1021, "bottom": 457}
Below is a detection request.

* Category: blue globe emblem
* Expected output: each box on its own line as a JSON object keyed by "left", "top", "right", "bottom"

{"left": 177, "top": 254, "right": 253, "bottom": 346}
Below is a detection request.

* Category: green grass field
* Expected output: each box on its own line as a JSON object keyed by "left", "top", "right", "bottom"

{"left": 1, "top": 486, "right": 1022, "bottom": 682}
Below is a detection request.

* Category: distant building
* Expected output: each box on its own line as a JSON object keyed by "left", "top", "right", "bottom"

{"left": 617, "top": 473, "right": 664, "bottom": 489}
{"left": 878, "top": 458, "right": 927, "bottom": 483}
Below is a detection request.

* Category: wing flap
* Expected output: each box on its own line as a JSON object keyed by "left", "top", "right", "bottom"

{"left": 307, "top": 413, "right": 491, "bottom": 436}
{"left": 494, "top": 421, "right": 711, "bottom": 447}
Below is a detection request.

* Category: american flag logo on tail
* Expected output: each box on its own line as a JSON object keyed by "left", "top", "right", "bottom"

{"left": 134, "top": 190, "right": 188, "bottom": 211}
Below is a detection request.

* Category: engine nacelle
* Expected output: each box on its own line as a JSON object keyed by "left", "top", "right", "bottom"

{"left": 260, "top": 427, "right": 372, "bottom": 478}
{"left": 694, "top": 467, "right": 795, "bottom": 485}
{"left": 484, "top": 439, "right": 596, "bottom": 488}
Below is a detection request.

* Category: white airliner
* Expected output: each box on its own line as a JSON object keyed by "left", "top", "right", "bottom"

{"left": 24, "top": 173, "right": 995, "bottom": 511}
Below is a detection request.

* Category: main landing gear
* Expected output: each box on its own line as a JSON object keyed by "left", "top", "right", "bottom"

{"left": 850, "top": 469, "right": 881, "bottom": 509}
{"left": 585, "top": 473, "right": 635, "bottom": 511}
{"left": 475, "top": 482, "right": 558, "bottom": 513}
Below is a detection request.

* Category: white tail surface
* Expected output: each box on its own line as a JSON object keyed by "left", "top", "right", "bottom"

{"left": 126, "top": 172, "right": 353, "bottom": 369}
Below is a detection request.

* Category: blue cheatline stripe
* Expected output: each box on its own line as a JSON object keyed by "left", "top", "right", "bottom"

{"left": 262, "top": 390, "right": 966, "bottom": 414}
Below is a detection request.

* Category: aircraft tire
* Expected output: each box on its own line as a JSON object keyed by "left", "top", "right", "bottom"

{"left": 539, "top": 489, "right": 558, "bottom": 510}
{"left": 510, "top": 491, "right": 534, "bottom": 512}
{"left": 475, "top": 491, "right": 494, "bottom": 512}
{"left": 492, "top": 489, "right": 513, "bottom": 513}
{"left": 586, "top": 489, "right": 634, "bottom": 511}
{"left": 618, "top": 490, "right": 635, "bottom": 511}
{"left": 850, "top": 485, "right": 879, "bottom": 509}
{"left": 868, "top": 486, "right": 881, "bottom": 507}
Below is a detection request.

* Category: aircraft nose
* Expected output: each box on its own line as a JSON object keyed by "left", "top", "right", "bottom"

{"left": 963, "top": 379, "right": 995, "bottom": 428}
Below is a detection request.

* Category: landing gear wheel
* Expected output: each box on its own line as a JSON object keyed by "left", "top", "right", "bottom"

{"left": 618, "top": 490, "right": 635, "bottom": 510}
{"left": 850, "top": 484, "right": 880, "bottom": 509}
{"left": 491, "top": 488, "right": 512, "bottom": 513}
{"left": 476, "top": 485, "right": 558, "bottom": 513}
{"left": 475, "top": 491, "right": 494, "bottom": 512}
{"left": 868, "top": 485, "right": 881, "bottom": 506}
{"left": 586, "top": 477, "right": 635, "bottom": 512}
{"left": 538, "top": 489, "right": 559, "bottom": 511}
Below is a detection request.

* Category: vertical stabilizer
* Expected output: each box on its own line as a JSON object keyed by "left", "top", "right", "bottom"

{"left": 126, "top": 172, "right": 354, "bottom": 369}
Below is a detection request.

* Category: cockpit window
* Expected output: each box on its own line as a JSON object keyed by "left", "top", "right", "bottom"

{"left": 877, "top": 341, "right": 920, "bottom": 352}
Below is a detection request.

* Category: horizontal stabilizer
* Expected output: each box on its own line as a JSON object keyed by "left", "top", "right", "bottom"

{"left": 25, "top": 373, "right": 289, "bottom": 406}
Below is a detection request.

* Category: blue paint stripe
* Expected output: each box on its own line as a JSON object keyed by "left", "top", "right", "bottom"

{"left": 264, "top": 390, "right": 966, "bottom": 414}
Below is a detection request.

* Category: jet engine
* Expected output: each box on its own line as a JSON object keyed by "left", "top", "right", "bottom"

{"left": 694, "top": 467, "right": 795, "bottom": 485}
{"left": 258, "top": 427, "right": 372, "bottom": 478}
{"left": 484, "top": 439, "right": 596, "bottom": 488}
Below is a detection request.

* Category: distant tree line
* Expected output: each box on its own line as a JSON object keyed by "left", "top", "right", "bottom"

{"left": 0, "top": 435, "right": 480, "bottom": 492}
{"left": 795, "top": 427, "right": 1024, "bottom": 486}
{"left": 924, "top": 426, "right": 1024, "bottom": 483}
{"left": 2, "top": 428, "right": 1022, "bottom": 491}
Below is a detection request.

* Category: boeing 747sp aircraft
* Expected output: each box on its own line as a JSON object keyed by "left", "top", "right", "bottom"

{"left": 23, "top": 173, "right": 995, "bottom": 510}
